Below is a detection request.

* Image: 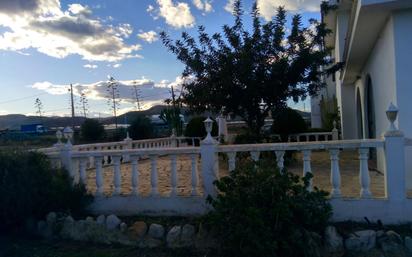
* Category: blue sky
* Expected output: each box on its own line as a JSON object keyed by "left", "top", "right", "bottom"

{"left": 0, "top": 0, "right": 320, "bottom": 117}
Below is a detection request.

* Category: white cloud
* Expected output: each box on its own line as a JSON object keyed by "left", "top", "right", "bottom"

{"left": 155, "top": 0, "right": 195, "bottom": 28}
{"left": 30, "top": 76, "right": 187, "bottom": 110}
{"left": 0, "top": 0, "right": 142, "bottom": 62}
{"left": 137, "top": 30, "right": 158, "bottom": 43}
{"left": 193, "top": 0, "right": 213, "bottom": 13}
{"left": 257, "top": 0, "right": 321, "bottom": 20}
{"left": 83, "top": 64, "right": 98, "bottom": 69}
{"left": 113, "top": 63, "right": 121, "bottom": 68}
{"left": 224, "top": 0, "right": 236, "bottom": 14}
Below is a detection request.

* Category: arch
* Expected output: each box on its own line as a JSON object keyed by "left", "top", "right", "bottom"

{"left": 356, "top": 87, "right": 364, "bottom": 139}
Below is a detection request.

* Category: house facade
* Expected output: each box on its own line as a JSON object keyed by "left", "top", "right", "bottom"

{"left": 312, "top": 0, "right": 412, "bottom": 185}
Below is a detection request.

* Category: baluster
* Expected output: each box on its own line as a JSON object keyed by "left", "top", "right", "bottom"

{"left": 275, "top": 150, "right": 285, "bottom": 172}
{"left": 79, "top": 158, "right": 88, "bottom": 185}
{"left": 94, "top": 156, "right": 104, "bottom": 196}
{"left": 112, "top": 155, "right": 122, "bottom": 195}
{"left": 315, "top": 135, "right": 319, "bottom": 142}
{"left": 359, "top": 148, "right": 372, "bottom": 198}
{"left": 227, "top": 152, "right": 236, "bottom": 172}
{"left": 150, "top": 155, "right": 159, "bottom": 196}
{"left": 131, "top": 155, "right": 139, "bottom": 196}
{"left": 306, "top": 135, "right": 309, "bottom": 142}
{"left": 88, "top": 155, "right": 94, "bottom": 169}
{"left": 170, "top": 154, "right": 178, "bottom": 196}
{"left": 190, "top": 154, "right": 199, "bottom": 196}
{"left": 250, "top": 151, "right": 260, "bottom": 162}
{"left": 329, "top": 149, "right": 341, "bottom": 197}
{"left": 192, "top": 138, "right": 195, "bottom": 146}
{"left": 302, "top": 150, "right": 313, "bottom": 191}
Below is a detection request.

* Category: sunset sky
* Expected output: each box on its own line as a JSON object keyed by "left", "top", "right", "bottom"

{"left": 0, "top": 0, "right": 321, "bottom": 117}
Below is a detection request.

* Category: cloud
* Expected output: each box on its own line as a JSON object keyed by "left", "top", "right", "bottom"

{"left": 113, "top": 63, "right": 121, "bottom": 68}
{"left": 0, "top": 0, "right": 142, "bottom": 62}
{"left": 137, "top": 30, "right": 158, "bottom": 43}
{"left": 193, "top": 0, "right": 213, "bottom": 14}
{"left": 154, "top": 0, "right": 195, "bottom": 28}
{"left": 257, "top": 0, "right": 321, "bottom": 20}
{"left": 224, "top": 0, "right": 236, "bottom": 14}
{"left": 30, "top": 76, "right": 187, "bottom": 110}
{"left": 83, "top": 64, "right": 98, "bottom": 69}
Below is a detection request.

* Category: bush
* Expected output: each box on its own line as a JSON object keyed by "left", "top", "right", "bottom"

{"left": 271, "top": 108, "right": 307, "bottom": 141}
{"left": 0, "top": 150, "right": 92, "bottom": 232}
{"left": 80, "top": 118, "right": 105, "bottom": 142}
{"left": 184, "top": 116, "right": 218, "bottom": 144}
{"left": 128, "top": 116, "right": 154, "bottom": 140}
{"left": 206, "top": 159, "right": 332, "bottom": 257}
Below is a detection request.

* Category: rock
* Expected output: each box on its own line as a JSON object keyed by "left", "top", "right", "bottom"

{"left": 324, "top": 226, "right": 344, "bottom": 255}
{"left": 128, "top": 221, "right": 147, "bottom": 240}
{"left": 181, "top": 224, "right": 195, "bottom": 246}
{"left": 46, "top": 212, "right": 57, "bottom": 226}
{"left": 166, "top": 226, "right": 182, "bottom": 248}
{"left": 405, "top": 236, "right": 412, "bottom": 253}
{"left": 37, "top": 220, "right": 49, "bottom": 238}
{"left": 148, "top": 224, "right": 164, "bottom": 239}
{"left": 120, "top": 222, "right": 127, "bottom": 233}
{"left": 106, "top": 214, "right": 121, "bottom": 230}
{"left": 345, "top": 230, "right": 376, "bottom": 252}
{"left": 139, "top": 238, "right": 163, "bottom": 248}
{"left": 96, "top": 215, "right": 105, "bottom": 225}
{"left": 378, "top": 231, "right": 407, "bottom": 257}
{"left": 86, "top": 216, "right": 94, "bottom": 223}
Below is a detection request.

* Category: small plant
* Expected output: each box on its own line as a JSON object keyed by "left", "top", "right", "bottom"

{"left": 206, "top": 159, "right": 332, "bottom": 257}
{"left": 80, "top": 118, "right": 105, "bottom": 142}
{"left": 128, "top": 116, "right": 154, "bottom": 140}
{"left": 0, "top": 150, "right": 92, "bottom": 232}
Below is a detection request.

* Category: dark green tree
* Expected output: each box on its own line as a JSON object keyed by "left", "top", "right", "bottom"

{"left": 128, "top": 116, "right": 154, "bottom": 140}
{"left": 80, "top": 118, "right": 105, "bottom": 142}
{"left": 161, "top": 0, "right": 335, "bottom": 136}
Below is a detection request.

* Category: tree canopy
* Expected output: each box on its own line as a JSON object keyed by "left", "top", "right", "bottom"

{"left": 161, "top": 0, "right": 336, "bottom": 135}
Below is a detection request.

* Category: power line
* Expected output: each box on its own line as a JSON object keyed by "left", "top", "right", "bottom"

{"left": 0, "top": 92, "right": 48, "bottom": 105}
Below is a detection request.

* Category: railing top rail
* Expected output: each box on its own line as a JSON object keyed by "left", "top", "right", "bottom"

{"left": 216, "top": 139, "right": 384, "bottom": 152}
{"left": 73, "top": 141, "right": 127, "bottom": 149}
{"left": 289, "top": 132, "right": 333, "bottom": 136}
{"left": 70, "top": 146, "right": 201, "bottom": 158}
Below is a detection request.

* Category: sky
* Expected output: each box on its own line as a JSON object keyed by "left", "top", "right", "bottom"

{"left": 0, "top": 0, "right": 321, "bottom": 117}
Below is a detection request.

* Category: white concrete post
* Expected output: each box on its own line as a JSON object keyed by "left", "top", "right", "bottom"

{"left": 130, "top": 155, "right": 139, "bottom": 196}
{"left": 332, "top": 120, "right": 339, "bottom": 140}
{"left": 79, "top": 158, "right": 88, "bottom": 185}
{"left": 171, "top": 129, "right": 177, "bottom": 147}
{"left": 329, "top": 148, "right": 341, "bottom": 198}
{"left": 59, "top": 142, "right": 74, "bottom": 181}
{"left": 227, "top": 152, "right": 236, "bottom": 172}
{"left": 200, "top": 117, "right": 218, "bottom": 198}
{"left": 383, "top": 103, "right": 406, "bottom": 201}
{"left": 359, "top": 148, "right": 372, "bottom": 198}
{"left": 112, "top": 155, "right": 122, "bottom": 196}
{"left": 302, "top": 150, "right": 313, "bottom": 191}
{"left": 275, "top": 150, "right": 285, "bottom": 172}
{"left": 217, "top": 114, "right": 228, "bottom": 142}
{"left": 250, "top": 151, "right": 260, "bottom": 162}
{"left": 123, "top": 132, "right": 132, "bottom": 162}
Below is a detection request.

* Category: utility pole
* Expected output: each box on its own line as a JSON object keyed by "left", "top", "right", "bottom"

{"left": 69, "top": 84, "right": 75, "bottom": 129}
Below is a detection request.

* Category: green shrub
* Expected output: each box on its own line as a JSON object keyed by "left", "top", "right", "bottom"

{"left": 206, "top": 159, "right": 332, "bottom": 257}
{"left": 0, "top": 150, "right": 92, "bottom": 232}
{"left": 128, "top": 116, "right": 154, "bottom": 140}
{"left": 271, "top": 108, "right": 307, "bottom": 141}
{"left": 80, "top": 118, "right": 105, "bottom": 142}
{"left": 184, "top": 116, "right": 218, "bottom": 145}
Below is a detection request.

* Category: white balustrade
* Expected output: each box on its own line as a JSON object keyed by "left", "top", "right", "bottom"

{"left": 275, "top": 150, "right": 285, "bottom": 172}
{"left": 302, "top": 150, "right": 313, "bottom": 191}
{"left": 227, "top": 152, "right": 236, "bottom": 172}
{"left": 250, "top": 151, "right": 260, "bottom": 162}
{"left": 131, "top": 155, "right": 139, "bottom": 196}
{"left": 190, "top": 154, "right": 199, "bottom": 196}
{"left": 94, "top": 156, "right": 104, "bottom": 196}
{"left": 359, "top": 148, "right": 372, "bottom": 198}
{"left": 329, "top": 149, "right": 341, "bottom": 198}
{"left": 79, "top": 158, "right": 88, "bottom": 185}
{"left": 112, "top": 155, "right": 122, "bottom": 195}
{"left": 150, "top": 155, "right": 159, "bottom": 196}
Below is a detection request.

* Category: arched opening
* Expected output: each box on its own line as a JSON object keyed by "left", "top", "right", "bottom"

{"left": 366, "top": 76, "right": 376, "bottom": 139}
{"left": 356, "top": 88, "right": 364, "bottom": 139}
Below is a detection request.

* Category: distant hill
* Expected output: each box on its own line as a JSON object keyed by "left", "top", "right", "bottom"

{"left": 0, "top": 105, "right": 311, "bottom": 130}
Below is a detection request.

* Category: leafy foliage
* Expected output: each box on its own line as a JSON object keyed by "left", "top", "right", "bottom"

{"left": 128, "top": 116, "right": 154, "bottom": 140}
{"left": 206, "top": 159, "right": 332, "bottom": 257}
{"left": 160, "top": 107, "right": 183, "bottom": 136}
{"left": 0, "top": 150, "right": 92, "bottom": 232}
{"left": 320, "top": 96, "right": 340, "bottom": 131}
{"left": 161, "top": 0, "right": 336, "bottom": 135}
{"left": 80, "top": 118, "right": 105, "bottom": 142}
{"left": 271, "top": 108, "right": 307, "bottom": 141}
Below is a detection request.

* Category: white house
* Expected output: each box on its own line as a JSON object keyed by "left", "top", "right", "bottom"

{"left": 311, "top": 0, "right": 412, "bottom": 185}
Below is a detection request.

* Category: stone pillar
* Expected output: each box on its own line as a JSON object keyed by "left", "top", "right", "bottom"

{"left": 200, "top": 118, "right": 218, "bottom": 198}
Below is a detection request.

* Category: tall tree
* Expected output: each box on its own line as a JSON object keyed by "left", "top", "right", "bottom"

{"left": 161, "top": 0, "right": 336, "bottom": 136}
{"left": 106, "top": 76, "right": 120, "bottom": 130}
{"left": 34, "top": 98, "right": 43, "bottom": 121}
